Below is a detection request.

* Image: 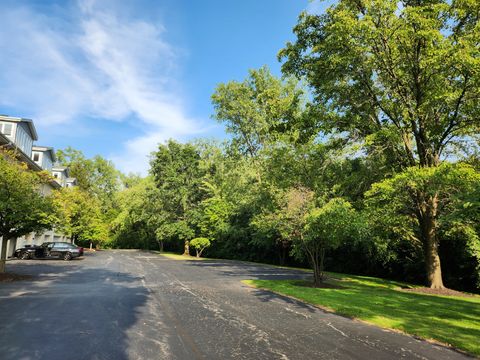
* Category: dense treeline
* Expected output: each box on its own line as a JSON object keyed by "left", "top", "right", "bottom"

{"left": 53, "top": 147, "right": 123, "bottom": 249}
{"left": 111, "top": 0, "right": 480, "bottom": 292}
{"left": 12, "top": 0, "right": 478, "bottom": 291}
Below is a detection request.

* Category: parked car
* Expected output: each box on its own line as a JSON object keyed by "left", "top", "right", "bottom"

{"left": 14, "top": 242, "right": 84, "bottom": 261}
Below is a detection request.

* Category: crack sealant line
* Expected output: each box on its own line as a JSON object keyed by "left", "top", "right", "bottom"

{"left": 326, "top": 322, "right": 349, "bottom": 338}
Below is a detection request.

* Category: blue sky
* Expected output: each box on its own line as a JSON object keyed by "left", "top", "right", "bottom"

{"left": 0, "top": 0, "right": 330, "bottom": 174}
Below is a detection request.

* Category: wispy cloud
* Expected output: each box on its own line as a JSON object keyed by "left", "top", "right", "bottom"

{"left": 306, "top": 0, "right": 334, "bottom": 15}
{"left": 0, "top": 0, "right": 201, "bottom": 174}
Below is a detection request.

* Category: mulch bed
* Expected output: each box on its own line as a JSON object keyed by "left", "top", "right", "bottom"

{"left": 400, "top": 287, "right": 477, "bottom": 298}
{"left": 0, "top": 273, "right": 33, "bottom": 282}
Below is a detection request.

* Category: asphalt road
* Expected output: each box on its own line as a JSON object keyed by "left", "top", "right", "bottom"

{"left": 0, "top": 250, "right": 471, "bottom": 360}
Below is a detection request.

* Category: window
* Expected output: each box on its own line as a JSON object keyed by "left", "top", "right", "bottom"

{"left": 2, "top": 123, "right": 12, "bottom": 136}
{"left": 33, "top": 152, "right": 40, "bottom": 162}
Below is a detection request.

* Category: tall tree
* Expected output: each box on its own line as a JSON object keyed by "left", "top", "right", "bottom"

{"left": 0, "top": 150, "right": 57, "bottom": 272}
{"left": 150, "top": 140, "right": 206, "bottom": 254}
{"left": 280, "top": 0, "right": 480, "bottom": 288}
{"left": 212, "top": 66, "right": 305, "bottom": 160}
{"left": 112, "top": 177, "right": 166, "bottom": 250}
{"left": 366, "top": 163, "right": 480, "bottom": 287}
{"left": 53, "top": 187, "right": 107, "bottom": 248}
{"left": 56, "top": 147, "right": 120, "bottom": 213}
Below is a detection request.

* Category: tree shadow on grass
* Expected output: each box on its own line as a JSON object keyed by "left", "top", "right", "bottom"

{"left": 0, "top": 258, "right": 149, "bottom": 360}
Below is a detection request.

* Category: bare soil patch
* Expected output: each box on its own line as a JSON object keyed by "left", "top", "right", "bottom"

{"left": 0, "top": 272, "right": 33, "bottom": 282}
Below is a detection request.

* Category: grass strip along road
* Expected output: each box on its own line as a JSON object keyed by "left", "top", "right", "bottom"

{"left": 158, "top": 252, "right": 209, "bottom": 261}
{"left": 244, "top": 274, "right": 480, "bottom": 357}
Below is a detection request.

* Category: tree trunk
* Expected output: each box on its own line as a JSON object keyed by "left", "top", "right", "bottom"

{"left": 183, "top": 240, "right": 190, "bottom": 256}
{"left": 417, "top": 193, "right": 444, "bottom": 289}
{"left": 196, "top": 249, "right": 200, "bottom": 258}
{"left": 319, "top": 248, "right": 326, "bottom": 280}
{"left": 308, "top": 252, "right": 322, "bottom": 287}
{"left": 278, "top": 240, "right": 288, "bottom": 266}
{"left": 0, "top": 237, "right": 10, "bottom": 273}
{"left": 158, "top": 240, "right": 164, "bottom": 253}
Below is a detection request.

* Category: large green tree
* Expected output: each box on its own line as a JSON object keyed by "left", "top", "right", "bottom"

{"left": 150, "top": 140, "right": 206, "bottom": 254}
{"left": 212, "top": 66, "right": 306, "bottom": 165}
{"left": 0, "top": 150, "right": 57, "bottom": 272}
{"left": 280, "top": 0, "right": 480, "bottom": 288}
{"left": 112, "top": 177, "right": 166, "bottom": 250}
{"left": 53, "top": 187, "right": 108, "bottom": 248}
{"left": 56, "top": 147, "right": 120, "bottom": 213}
{"left": 366, "top": 163, "right": 480, "bottom": 286}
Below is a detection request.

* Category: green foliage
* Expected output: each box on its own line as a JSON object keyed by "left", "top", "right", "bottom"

{"left": 56, "top": 147, "right": 121, "bottom": 213}
{"left": 44, "top": 2, "right": 480, "bottom": 292}
{"left": 280, "top": 2, "right": 480, "bottom": 167}
{"left": 247, "top": 276, "right": 480, "bottom": 357}
{"left": 150, "top": 140, "right": 207, "bottom": 249}
{"left": 111, "top": 177, "right": 165, "bottom": 250}
{"left": 297, "top": 198, "right": 358, "bottom": 285}
{"left": 190, "top": 237, "right": 211, "bottom": 258}
{"left": 0, "top": 150, "right": 57, "bottom": 241}
{"left": 280, "top": 0, "right": 480, "bottom": 288}
{"left": 53, "top": 187, "right": 108, "bottom": 247}
{"left": 304, "top": 198, "right": 358, "bottom": 255}
{"left": 366, "top": 163, "right": 480, "bottom": 245}
{"left": 212, "top": 66, "right": 306, "bottom": 157}
{"left": 365, "top": 163, "right": 480, "bottom": 286}
{"left": 55, "top": 147, "right": 123, "bottom": 246}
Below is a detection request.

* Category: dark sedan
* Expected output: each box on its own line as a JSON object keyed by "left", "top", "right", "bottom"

{"left": 14, "top": 242, "right": 83, "bottom": 261}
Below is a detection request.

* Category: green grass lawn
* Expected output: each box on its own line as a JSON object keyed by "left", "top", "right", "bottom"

{"left": 244, "top": 274, "right": 480, "bottom": 356}
{"left": 159, "top": 252, "right": 210, "bottom": 261}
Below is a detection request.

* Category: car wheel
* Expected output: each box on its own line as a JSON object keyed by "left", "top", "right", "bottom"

{"left": 63, "top": 252, "right": 72, "bottom": 261}
{"left": 20, "top": 252, "right": 30, "bottom": 260}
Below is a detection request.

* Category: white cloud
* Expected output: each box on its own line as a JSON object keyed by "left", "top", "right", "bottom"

{"left": 0, "top": 0, "right": 202, "bottom": 174}
{"left": 306, "top": 0, "right": 335, "bottom": 15}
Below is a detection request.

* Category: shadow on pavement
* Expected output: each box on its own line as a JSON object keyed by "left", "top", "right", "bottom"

{"left": 182, "top": 259, "right": 317, "bottom": 312}
{"left": 0, "top": 257, "right": 148, "bottom": 360}
{"left": 183, "top": 259, "right": 311, "bottom": 281}
{"left": 249, "top": 287, "right": 318, "bottom": 313}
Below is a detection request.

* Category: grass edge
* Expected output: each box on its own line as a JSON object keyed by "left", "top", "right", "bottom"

{"left": 241, "top": 279, "right": 477, "bottom": 358}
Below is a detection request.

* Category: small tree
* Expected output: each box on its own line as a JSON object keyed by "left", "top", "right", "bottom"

{"left": 298, "top": 198, "right": 357, "bottom": 286}
{"left": 190, "top": 237, "right": 211, "bottom": 258}
{"left": 0, "top": 150, "right": 57, "bottom": 272}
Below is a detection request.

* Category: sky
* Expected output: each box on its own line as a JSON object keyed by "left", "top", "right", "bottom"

{"left": 0, "top": 0, "right": 331, "bottom": 174}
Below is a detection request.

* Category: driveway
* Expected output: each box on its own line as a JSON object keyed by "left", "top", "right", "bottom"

{"left": 0, "top": 250, "right": 470, "bottom": 359}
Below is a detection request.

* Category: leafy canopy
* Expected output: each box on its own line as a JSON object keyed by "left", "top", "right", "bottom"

{"left": 280, "top": 0, "right": 480, "bottom": 167}
{"left": 0, "top": 150, "right": 57, "bottom": 240}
